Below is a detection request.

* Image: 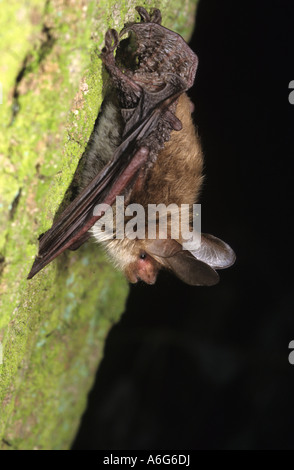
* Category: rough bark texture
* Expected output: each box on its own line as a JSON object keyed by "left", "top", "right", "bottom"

{"left": 0, "top": 0, "right": 198, "bottom": 450}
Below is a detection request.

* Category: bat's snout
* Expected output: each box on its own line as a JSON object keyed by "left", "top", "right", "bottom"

{"left": 125, "top": 254, "right": 160, "bottom": 285}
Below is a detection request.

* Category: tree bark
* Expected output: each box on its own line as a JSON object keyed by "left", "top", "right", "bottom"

{"left": 0, "top": 0, "right": 198, "bottom": 450}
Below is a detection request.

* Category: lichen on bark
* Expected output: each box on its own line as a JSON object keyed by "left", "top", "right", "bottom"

{"left": 0, "top": 0, "right": 198, "bottom": 450}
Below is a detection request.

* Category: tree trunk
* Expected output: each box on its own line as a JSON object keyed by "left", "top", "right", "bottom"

{"left": 0, "top": 0, "right": 198, "bottom": 450}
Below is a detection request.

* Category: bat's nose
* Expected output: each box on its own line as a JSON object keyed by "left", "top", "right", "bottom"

{"left": 137, "top": 271, "right": 157, "bottom": 285}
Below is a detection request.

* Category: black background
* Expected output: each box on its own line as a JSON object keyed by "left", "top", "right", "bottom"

{"left": 73, "top": 0, "right": 294, "bottom": 450}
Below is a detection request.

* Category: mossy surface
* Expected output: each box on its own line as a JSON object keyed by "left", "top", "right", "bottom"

{"left": 0, "top": 0, "right": 198, "bottom": 450}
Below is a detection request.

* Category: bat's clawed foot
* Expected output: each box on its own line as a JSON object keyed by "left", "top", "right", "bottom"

{"left": 150, "top": 8, "right": 162, "bottom": 24}
{"left": 136, "top": 6, "right": 162, "bottom": 25}
{"left": 101, "top": 29, "right": 119, "bottom": 59}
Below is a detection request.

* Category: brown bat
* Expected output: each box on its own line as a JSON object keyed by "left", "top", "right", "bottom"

{"left": 28, "top": 6, "right": 235, "bottom": 285}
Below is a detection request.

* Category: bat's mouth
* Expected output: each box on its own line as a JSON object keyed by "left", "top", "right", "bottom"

{"left": 125, "top": 267, "right": 158, "bottom": 285}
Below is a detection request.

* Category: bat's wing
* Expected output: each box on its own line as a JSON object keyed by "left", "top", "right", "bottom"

{"left": 28, "top": 8, "right": 197, "bottom": 279}
{"left": 27, "top": 84, "right": 185, "bottom": 279}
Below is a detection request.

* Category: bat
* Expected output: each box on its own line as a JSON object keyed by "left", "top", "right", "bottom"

{"left": 28, "top": 6, "right": 235, "bottom": 285}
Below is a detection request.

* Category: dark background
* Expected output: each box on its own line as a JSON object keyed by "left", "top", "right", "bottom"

{"left": 73, "top": 0, "right": 294, "bottom": 450}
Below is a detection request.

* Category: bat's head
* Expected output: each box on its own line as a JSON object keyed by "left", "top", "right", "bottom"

{"left": 104, "top": 234, "right": 235, "bottom": 286}
{"left": 103, "top": 238, "right": 160, "bottom": 285}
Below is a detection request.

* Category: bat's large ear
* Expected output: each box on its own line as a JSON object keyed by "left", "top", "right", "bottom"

{"left": 145, "top": 238, "right": 182, "bottom": 258}
{"left": 188, "top": 233, "right": 236, "bottom": 270}
{"left": 164, "top": 251, "right": 220, "bottom": 286}
{"left": 145, "top": 234, "right": 235, "bottom": 286}
{"left": 145, "top": 238, "right": 218, "bottom": 286}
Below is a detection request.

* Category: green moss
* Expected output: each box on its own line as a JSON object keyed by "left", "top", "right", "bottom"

{"left": 0, "top": 0, "right": 198, "bottom": 450}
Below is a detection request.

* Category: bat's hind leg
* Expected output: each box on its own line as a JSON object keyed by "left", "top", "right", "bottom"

{"left": 135, "top": 6, "right": 162, "bottom": 24}
{"left": 101, "top": 28, "right": 142, "bottom": 104}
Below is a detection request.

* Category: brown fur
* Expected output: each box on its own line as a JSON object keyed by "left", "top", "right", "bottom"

{"left": 98, "top": 93, "right": 205, "bottom": 284}
{"left": 131, "top": 93, "right": 203, "bottom": 208}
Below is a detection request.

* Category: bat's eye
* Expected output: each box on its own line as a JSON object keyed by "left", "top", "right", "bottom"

{"left": 139, "top": 252, "right": 147, "bottom": 260}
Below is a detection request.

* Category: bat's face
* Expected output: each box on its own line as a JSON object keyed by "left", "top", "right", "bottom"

{"left": 103, "top": 238, "right": 161, "bottom": 285}
{"left": 125, "top": 251, "right": 160, "bottom": 285}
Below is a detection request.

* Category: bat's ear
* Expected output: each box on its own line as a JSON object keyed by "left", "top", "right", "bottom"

{"left": 145, "top": 238, "right": 182, "bottom": 258}
{"left": 145, "top": 238, "right": 217, "bottom": 285}
{"left": 166, "top": 233, "right": 235, "bottom": 286}
{"left": 188, "top": 233, "right": 236, "bottom": 270}
{"left": 145, "top": 234, "right": 235, "bottom": 286}
{"left": 163, "top": 250, "right": 219, "bottom": 286}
